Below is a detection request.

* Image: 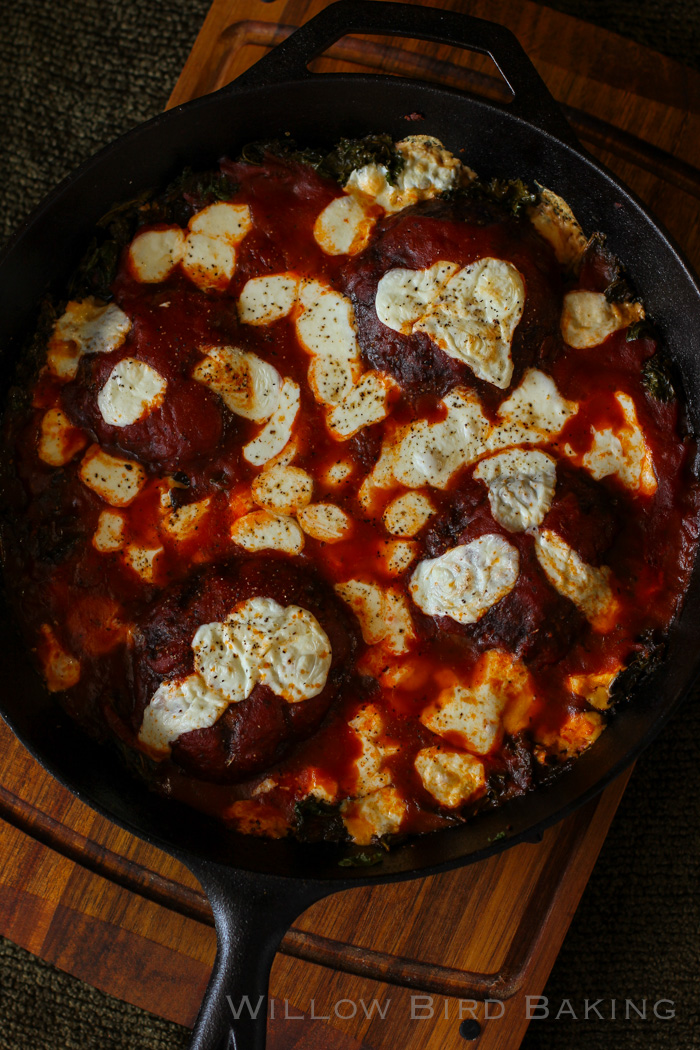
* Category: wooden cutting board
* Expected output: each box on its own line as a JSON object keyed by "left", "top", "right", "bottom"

{"left": 1, "top": 2, "right": 699, "bottom": 1049}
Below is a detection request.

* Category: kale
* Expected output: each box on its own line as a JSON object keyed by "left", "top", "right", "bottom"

{"left": 445, "top": 176, "right": 538, "bottom": 218}
{"left": 238, "top": 133, "right": 404, "bottom": 187}
{"left": 610, "top": 630, "right": 666, "bottom": 702}
{"left": 294, "top": 796, "right": 345, "bottom": 844}
{"left": 641, "top": 352, "right": 676, "bottom": 401}
{"left": 338, "top": 849, "right": 385, "bottom": 868}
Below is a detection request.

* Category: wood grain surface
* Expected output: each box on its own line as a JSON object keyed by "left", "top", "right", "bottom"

{"left": 1, "top": 1, "right": 699, "bottom": 1048}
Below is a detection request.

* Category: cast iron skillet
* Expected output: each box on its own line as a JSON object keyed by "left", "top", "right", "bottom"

{"left": 2, "top": 4, "right": 700, "bottom": 1048}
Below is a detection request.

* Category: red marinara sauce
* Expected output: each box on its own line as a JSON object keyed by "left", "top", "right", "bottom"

{"left": 1, "top": 137, "right": 698, "bottom": 848}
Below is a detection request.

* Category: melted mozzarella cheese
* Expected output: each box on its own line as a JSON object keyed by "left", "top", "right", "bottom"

{"left": 529, "top": 187, "right": 587, "bottom": 268}
{"left": 92, "top": 509, "right": 125, "bottom": 552}
{"left": 308, "top": 355, "right": 359, "bottom": 407}
{"left": 48, "top": 299, "right": 132, "bottom": 379}
{"left": 393, "top": 388, "right": 490, "bottom": 489}
{"left": 38, "top": 408, "right": 87, "bottom": 466}
{"left": 535, "top": 709, "right": 604, "bottom": 759}
{"left": 138, "top": 673, "right": 230, "bottom": 757}
{"left": 194, "top": 345, "right": 281, "bottom": 422}
{"left": 410, "top": 534, "right": 519, "bottom": 624}
{"left": 162, "top": 498, "right": 211, "bottom": 543}
{"left": 296, "top": 279, "right": 361, "bottom": 366}
{"left": 383, "top": 491, "right": 435, "bottom": 537}
{"left": 181, "top": 232, "right": 236, "bottom": 291}
{"left": 487, "top": 368, "right": 578, "bottom": 450}
{"left": 576, "top": 391, "right": 656, "bottom": 495}
{"left": 79, "top": 445, "right": 147, "bottom": 506}
{"left": 335, "top": 580, "right": 415, "bottom": 654}
{"left": 414, "top": 258, "right": 525, "bottom": 389}
{"left": 327, "top": 370, "right": 396, "bottom": 439}
{"left": 257, "top": 605, "right": 332, "bottom": 703}
{"left": 313, "top": 194, "right": 376, "bottom": 256}
{"left": 383, "top": 539, "right": 418, "bottom": 576}
{"left": 297, "top": 502, "right": 352, "bottom": 542}
{"left": 252, "top": 464, "right": 314, "bottom": 515}
{"left": 345, "top": 135, "right": 464, "bottom": 213}
{"left": 474, "top": 449, "right": 557, "bottom": 532}
{"left": 238, "top": 273, "right": 299, "bottom": 325}
{"left": 561, "top": 290, "right": 644, "bottom": 348}
{"left": 124, "top": 543, "right": 163, "bottom": 583}
{"left": 193, "top": 620, "right": 258, "bottom": 702}
{"left": 97, "top": 357, "right": 167, "bottom": 427}
{"left": 129, "top": 227, "right": 186, "bottom": 283}
{"left": 38, "top": 623, "right": 81, "bottom": 692}
{"left": 347, "top": 705, "right": 397, "bottom": 795}
{"left": 188, "top": 202, "right": 252, "bottom": 244}
{"left": 567, "top": 669, "right": 619, "bottom": 710}
{"left": 243, "top": 377, "right": 300, "bottom": 466}
{"left": 375, "top": 262, "right": 458, "bottom": 334}
{"left": 335, "top": 580, "right": 386, "bottom": 645}
{"left": 230, "top": 509, "right": 305, "bottom": 554}
{"left": 534, "top": 528, "right": 619, "bottom": 631}
{"left": 322, "top": 459, "right": 354, "bottom": 486}
{"left": 414, "top": 747, "right": 486, "bottom": 807}
{"left": 421, "top": 650, "right": 534, "bottom": 754}
{"left": 341, "top": 786, "right": 406, "bottom": 844}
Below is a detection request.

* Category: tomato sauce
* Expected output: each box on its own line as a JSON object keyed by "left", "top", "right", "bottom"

{"left": 2, "top": 150, "right": 698, "bottom": 844}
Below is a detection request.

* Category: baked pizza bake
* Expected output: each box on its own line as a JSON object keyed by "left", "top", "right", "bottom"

{"left": 2, "top": 134, "right": 698, "bottom": 850}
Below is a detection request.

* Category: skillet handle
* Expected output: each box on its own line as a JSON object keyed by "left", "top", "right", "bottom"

{"left": 231, "top": 0, "right": 577, "bottom": 146}
{"left": 182, "top": 861, "right": 330, "bottom": 1050}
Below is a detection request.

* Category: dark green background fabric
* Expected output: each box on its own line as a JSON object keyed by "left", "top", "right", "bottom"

{"left": 1, "top": 1, "right": 699, "bottom": 1047}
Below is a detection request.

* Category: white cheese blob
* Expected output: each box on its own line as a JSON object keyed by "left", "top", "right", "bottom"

{"left": 92, "top": 509, "right": 125, "bottom": 553}
{"left": 252, "top": 464, "right": 314, "bottom": 515}
{"left": 410, "top": 534, "right": 519, "bottom": 624}
{"left": 238, "top": 273, "right": 299, "bottom": 325}
{"left": 37, "top": 408, "right": 87, "bottom": 466}
{"left": 341, "top": 786, "right": 406, "bottom": 844}
{"left": 313, "top": 194, "right": 376, "bottom": 256}
{"left": 257, "top": 605, "right": 332, "bottom": 703}
{"left": 414, "top": 258, "right": 525, "bottom": 389}
{"left": 231, "top": 509, "right": 305, "bottom": 554}
{"left": 162, "top": 498, "right": 211, "bottom": 544}
{"left": 420, "top": 649, "right": 534, "bottom": 754}
{"left": 243, "top": 377, "right": 300, "bottom": 466}
{"left": 345, "top": 135, "right": 464, "bottom": 213}
{"left": 327, "top": 370, "right": 396, "bottom": 439}
{"left": 193, "top": 620, "right": 258, "bottom": 702}
{"left": 97, "top": 357, "right": 167, "bottom": 428}
{"left": 575, "top": 391, "right": 657, "bottom": 495}
{"left": 529, "top": 187, "right": 587, "bottom": 269}
{"left": 322, "top": 459, "right": 355, "bottom": 486}
{"left": 48, "top": 299, "right": 132, "bottom": 379}
{"left": 347, "top": 704, "right": 399, "bottom": 795}
{"left": 79, "top": 445, "right": 147, "bottom": 506}
{"left": 474, "top": 449, "right": 557, "bottom": 532}
{"left": 188, "top": 202, "right": 252, "bottom": 243}
{"left": 138, "top": 673, "right": 230, "bottom": 757}
{"left": 375, "top": 261, "right": 459, "bottom": 334}
{"left": 297, "top": 503, "right": 353, "bottom": 543}
{"left": 307, "top": 355, "right": 359, "bottom": 407}
{"left": 393, "top": 388, "right": 490, "bottom": 489}
{"left": 487, "top": 368, "right": 578, "bottom": 450}
{"left": 124, "top": 543, "right": 163, "bottom": 583}
{"left": 38, "top": 623, "right": 81, "bottom": 692}
{"left": 335, "top": 580, "right": 415, "bottom": 654}
{"left": 181, "top": 232, "right": 236, "bottom": 292}
{"left": 193, "top": 345, "right": 281, "bottom": 423}
{"left": 534, "top": 528, "right": 619, "bottom": 632}
{"left": 383, "top": 491, "right": 435, "bottom": 537}
{"left": 383, "top": 539, "right": 418, "bottom": 577}
{"left": 296, "top": 279, "right": 361, "bottom": 365}
{"left": 129, "top": 228, "right": 186, "bottom": 283}
{"left": 414, "top": 747, "right": 486, "bottom": 807}
{"left": 561, "top": 290, "right": 644, "bottom": 348}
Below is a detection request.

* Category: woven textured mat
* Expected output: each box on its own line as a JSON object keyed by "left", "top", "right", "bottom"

{"left": 1, "top": 0, "right": 700, "bottom": 1048}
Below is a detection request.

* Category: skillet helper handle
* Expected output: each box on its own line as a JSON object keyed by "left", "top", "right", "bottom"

{"left": 184, "top": 863, "right": 328, "bottom": 1050}
{"left": 232, "top": 0, "right": 577, "bottom": 145}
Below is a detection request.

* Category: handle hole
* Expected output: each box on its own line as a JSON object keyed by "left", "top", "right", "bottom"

{"left": 306, "top": 33, "right": 514, "bottom": 103}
